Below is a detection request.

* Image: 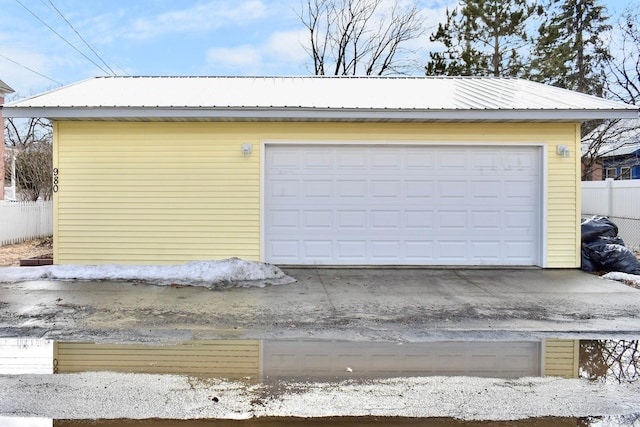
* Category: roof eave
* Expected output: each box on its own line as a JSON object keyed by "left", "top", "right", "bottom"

{"left": 3, "top": 106, "right": 638, "bottom": 122}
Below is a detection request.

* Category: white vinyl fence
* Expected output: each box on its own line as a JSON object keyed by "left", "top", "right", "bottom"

{"left": 582, "top": 179, "right": 640, "bottom": 251}
{"left": 0, "top": 200, "right": 53, "bottom": 246}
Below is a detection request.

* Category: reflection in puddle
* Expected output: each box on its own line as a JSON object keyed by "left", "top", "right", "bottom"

{"left": 47, "top": 415, "right": 640, "bottom": 426}
{"left": 0, "top": 338, "right": 53, "bottom": 374}
{"left": 0, "top": 338, "right": 638, "bottom": 382}
{"left": 1, "top": 340, "right": 639, "bottom": 426}
{"left": 580, "top": 340, "right": 640, "bottom": 383}
{"left": 0, "top": 416, "right": 52, "bottom": 427}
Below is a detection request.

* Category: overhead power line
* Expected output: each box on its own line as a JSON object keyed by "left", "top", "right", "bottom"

{"left": 0, "top": 52, "right": 63, "bottom": 85}
{"left": 45, "top": 0, "right": 117, "bottom": 76}
{"left": 14, "top": 0, "right": 113, "bottom": 76}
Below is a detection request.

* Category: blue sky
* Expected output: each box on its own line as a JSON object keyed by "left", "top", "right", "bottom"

{"left": 0, "top": 0, "right": 633, "bottom": 97}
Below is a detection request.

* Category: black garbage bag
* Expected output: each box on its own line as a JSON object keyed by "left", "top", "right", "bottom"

{"left": 581, "top": 216, "right": 619, "bottom": 243}
{"left": 581, "top": 240, "right": 640, "bottom": 275}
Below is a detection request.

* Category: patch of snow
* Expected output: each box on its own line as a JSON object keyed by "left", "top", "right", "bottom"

{"left": 0, "top": 258, "right": 296, "bottom": 289}
{"left": 0, "top": 372, "right": 639, "bottom": 420}
{"left": 603, "top": 272, "right": 640, "bottom": 286}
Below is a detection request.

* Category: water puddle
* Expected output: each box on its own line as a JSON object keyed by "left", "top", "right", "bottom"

{"left": 579, "top": 340, "right": 640, "bottom": 383}
{"left": 1, "top": 337, "right": 639, "bottom": 382}
{"left": 1, "top": 338, "right": 638, "bottom": 424}
{"left": 1, "top": 415, "right": 638, "bottom": 426}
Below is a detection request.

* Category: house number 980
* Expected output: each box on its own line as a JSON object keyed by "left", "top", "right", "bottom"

{"left": 53, "top": 168, "right": 59, "bottom": 193}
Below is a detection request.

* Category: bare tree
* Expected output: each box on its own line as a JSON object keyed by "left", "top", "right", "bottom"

{"left": 299, "top": 0, "right": 426, "bottom": 75}
{"left": 580, "top": 9, "right": 640, "bottom": 180}
{"left": 4, "top": 117, "right": 53, "bottom": 201}
{"left": 607, "top": 10, "right": 640, "bottom": 105}
{"left": 580, "top": 339, "right": 640, "bottom": 383}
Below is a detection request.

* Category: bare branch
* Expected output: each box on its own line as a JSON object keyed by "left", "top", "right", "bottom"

{"left": 299, "top": 0, "right": 426, "bottom": 76}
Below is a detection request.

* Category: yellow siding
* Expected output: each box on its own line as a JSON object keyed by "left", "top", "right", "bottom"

{"left": 54, "top": 340, "right": 260, "bottom": 378}
{"left": 54, "top": 121, "right": 580, "bottom": 266}
{"left": 543, "top": 339, "right": 579, "bottom": 378}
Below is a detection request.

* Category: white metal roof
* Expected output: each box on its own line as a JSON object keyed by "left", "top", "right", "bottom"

{"left": 3, "top": 76, "right": 638, "bottom": 122}
{"left": 0, "top": 79, "right": 14, "bottom": 95}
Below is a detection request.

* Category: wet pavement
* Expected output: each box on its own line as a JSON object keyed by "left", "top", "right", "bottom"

{"left": 1, "top": 268, "right": 640, "bottom": 423}
{"left": 0, "top": 268, "right": 639, "bottom": 343}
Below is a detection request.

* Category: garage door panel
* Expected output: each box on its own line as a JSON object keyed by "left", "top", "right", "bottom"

{"left": 337, "top": 210, "right": 367, "bottom": 230}
{"left": 438, "top": 151, "right": 467, "bottom": 169}
{"left": 371, "top": 241, "right": 401, "bottom": 260}
{"left": 506, "top": 180, "right": 538, "bottom": 199}
{"left": 266, "top": 145, "right": 540, "bottom": 265}
{"left": 337, "top": 151, "right": 367, "bottom": 169}
{"left": 471, "top": 181, "right": 501, "bottom": 199}
{"left": 406, "top": 211, "right": 435, "bottom": 230}
{"left": 371, "top": 180, "right": 402, "bottom": 198}
{"left": 371, "top": 211, "right": 401, "bottom": 230}
{"left": 269, "top": 179, "right": 300, "bottom": 199}
{"left": 304, "top": 241, "right": 332, "bottom": 259}
{"left": 304, "top": 180, "right": 333, "bottom": 199}
{"left": 470, "top": 241, "right": 501, "bottom": 261}
{"left": 505, "top": 210, "right": 536, "bottom": 231}
{"left": 471, "top": 211, "right": 501, "bottom": 229}
{"left": 405, "top": 180, "right": 435, "bottom": 199}
{"left": 371, "top": 151, "right": 402, "bottom": 169}
{"left": 504, "top": 151, "right": 537, "bottom": 171}
{"left": 304, "top": 151, "right": 333, "bottom": 169}
{"left": 406, "top": 241, "right": 434, "bottom": 261}
{"left": 438, "top": 180, "right": 469, "bottom": 199}
{"left": 270, "top": 151, "right": 301, "bottom": 169}
{"left": 438, "top": 211, "right": 468, "bottom": 230}
{"left": 406, "top": 151, "right": 435, "bottom": 169}
{"left": 269, "top": 240, "right": 300, "bottom": 261}
{"left": 303, "top": 210, "right": 332, "bottom": 229}
{"left": 336, "top": 180, "right": 367, "bottom": 198}
{"left": 337, "top": 241, "right": 367, "bottom": 261}
{"left": 270, "top": 210, "right": 299, "bottom": 229}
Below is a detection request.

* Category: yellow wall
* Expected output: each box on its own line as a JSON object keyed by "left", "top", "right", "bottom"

{"left": 544, "top": 339, "right": 580, "bottom": 378}
{"left": 54, "top": 121, "right": 580, "bottom": 266}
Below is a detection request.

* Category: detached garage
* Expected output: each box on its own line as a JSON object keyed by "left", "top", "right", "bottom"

{"left": 4, "top": 76, "right": 637, "bottom": 267}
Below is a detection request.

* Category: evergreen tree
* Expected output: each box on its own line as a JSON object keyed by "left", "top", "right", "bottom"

{"left": 426, "top": 0, "right": 535, "bottom": 77}
{"left": 528, "top": 0, "right": 611, "bottom": 96}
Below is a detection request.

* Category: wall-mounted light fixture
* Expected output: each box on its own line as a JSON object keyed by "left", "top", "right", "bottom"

{"left": 556, "top": 144, "right": 570, "bottom": 158}
{"left": 241, "top": 143, "right": 253, "bottom": 157}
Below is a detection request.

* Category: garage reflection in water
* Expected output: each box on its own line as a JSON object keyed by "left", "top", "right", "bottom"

{"left": 3, "top": 338, "right": 639, "bottom": 382}
{"left": 1, "top": 340, "right": 639, "bottom": 426}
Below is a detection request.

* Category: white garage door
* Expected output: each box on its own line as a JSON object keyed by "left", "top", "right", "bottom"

{"left": 265, "top": 145, "right": 541, "bottom": 266}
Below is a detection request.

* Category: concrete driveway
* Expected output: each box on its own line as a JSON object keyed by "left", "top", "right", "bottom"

{"left": 0, "top": 268, "right": 639, "bottom": 343}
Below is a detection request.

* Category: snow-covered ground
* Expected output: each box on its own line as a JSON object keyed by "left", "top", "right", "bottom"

{"left": 603, "top": 272, "right": 640, "bottom": 287}
{"left": 0, "top": 258, "right": 296, "bottom": 289}
{"left": 0, "top": 372, "right": 638, "bottom": 420}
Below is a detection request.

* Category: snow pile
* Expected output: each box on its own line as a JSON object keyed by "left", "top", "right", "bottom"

{"left": 0, "top": 258, "right": 296, "bottom": 289}
{"left": 603, "top": 271, "right": 640, "bottom": 287}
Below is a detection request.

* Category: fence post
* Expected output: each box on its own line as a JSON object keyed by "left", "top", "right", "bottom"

{"left": 605, "top": 178, "right": 613, "bottom": 217}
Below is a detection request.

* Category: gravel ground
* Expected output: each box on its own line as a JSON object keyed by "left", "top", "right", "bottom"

{"left": 0, "top": 238, "right": 52, "bottom": 267}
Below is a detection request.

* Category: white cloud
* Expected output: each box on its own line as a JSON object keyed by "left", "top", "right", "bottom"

{"left": 263, "top": 29, "right": 308, "bottom": 65}
{"left": 126, "top": 1, "right": 267, "bottom": 40}
{"left": 0, "top": 49, "right": 64, "bottom": 96}
{"left": 205, "top": 28, "right": 308, "bottom": 75}
{"left": 207, "top": 45, "right": 262, "bottom": 70}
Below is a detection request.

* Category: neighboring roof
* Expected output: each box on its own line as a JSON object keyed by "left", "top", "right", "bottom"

{"left": 0, "top": 79, "right": 14, "bottom": 95}
{"left": 601, "top": 143, "right": 640, "bottom": 157}
{"left": 583, "top": 118, "right": 640, "bottom": 158}
{"left": 4, "top": 76, "right": 638, "bottom": 122}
